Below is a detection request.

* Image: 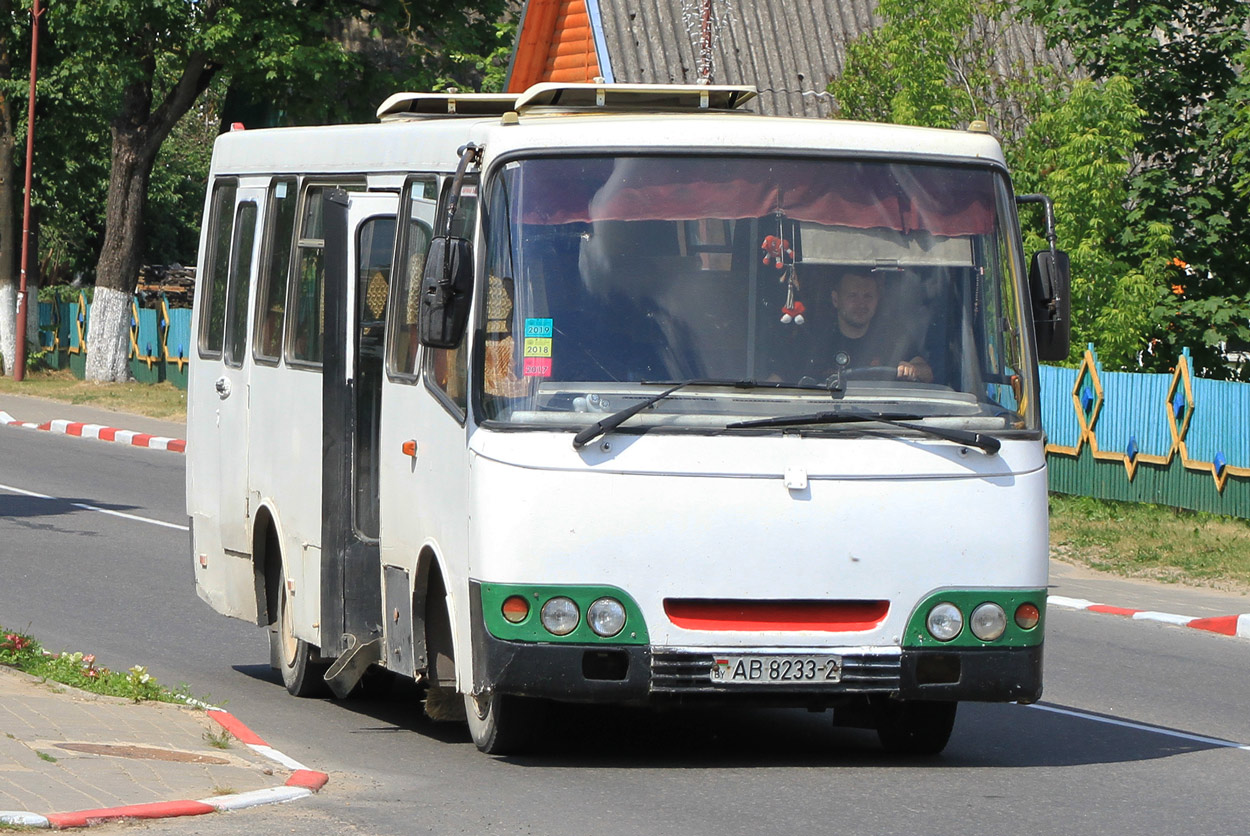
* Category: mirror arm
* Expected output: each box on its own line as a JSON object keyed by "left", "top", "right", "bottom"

{"left": 443, "top": 142, "right": 481, "bottom": 237}
{"left": 1017, "top": 193, "right": 1057, "bottom": 262}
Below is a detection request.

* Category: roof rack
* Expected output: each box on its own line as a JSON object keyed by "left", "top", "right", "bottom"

{"left": 376, "top": 92, "right": 518, "bottom": 121}
{"left": 514, "top": 82, "right": 757, "bottom": 112}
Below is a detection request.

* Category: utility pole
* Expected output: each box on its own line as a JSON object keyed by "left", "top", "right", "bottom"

{"left": 699, "top": 0, "right": 712, "bottom": 82}
{"left": 15, "top": 0, "right": 43, "bottom": 382}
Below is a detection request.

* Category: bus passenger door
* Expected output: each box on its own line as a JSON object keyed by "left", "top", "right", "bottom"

{"left": 189, "top": 180, "right": 264, "bottom": 621}
{"left": 319, "top": 188, "right": 398, "bottom": 694}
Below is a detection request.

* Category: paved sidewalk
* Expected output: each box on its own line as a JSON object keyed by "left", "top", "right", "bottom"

{"left": 1049, "top": 559, "right": 1250, "bottom": 619}
{"left": 0, "top": 393, "right": 184, "bottom": 441}
{"left": 0, "top": 392, "right": 185, "bottom": 453}
{"left": 0, "top": 668, "right": 325, "bottom": 828}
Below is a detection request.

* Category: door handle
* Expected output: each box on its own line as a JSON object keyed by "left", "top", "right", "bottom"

{"left": 215, "top": 376, "right": 232, "bottom": 399}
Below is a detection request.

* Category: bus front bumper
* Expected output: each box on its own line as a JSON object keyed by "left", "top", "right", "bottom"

{"left": 470, "top": 612, "right": 1043, "bottom": 705}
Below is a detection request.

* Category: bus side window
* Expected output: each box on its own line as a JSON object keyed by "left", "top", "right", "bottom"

{"left": 223, "top": 202, "right": 258, "bottom": 368}
{"left": 423, "top": 184, "right": 477, "bottom": 415}
{"left": 289, "top": 185, "right": 330, "bottom": 365}
{"left": 197, "top": 179, "right": 237, "bottom": 358}
{"left": 254, "top": 177, "right": 298, "bottom": 363}
{"left": 387, "top": 177, "right": 438, "bottom": 379}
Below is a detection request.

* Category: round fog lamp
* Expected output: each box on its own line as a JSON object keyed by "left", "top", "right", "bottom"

{"left": 926, "top": 602, "right": 963, "bottom": 641}
{"left": 970, "top": 602, "right": 1007, "bottom": 641}
{"left": 587, "top": 597, "right": 627, "bottom": 637}
{"left": 540, "top": 597, "right": 580, "bottom": 636}
{"left": 1015, "top": 602, "right": 1041, "bottom": 630}
{"left": 501, "top": 595, "right": 530, "bottom": 624}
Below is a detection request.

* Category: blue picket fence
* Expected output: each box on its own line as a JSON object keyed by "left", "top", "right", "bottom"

{"left": 1041, "top": 346, "right": 1249, "bottom": 518}
{"left": 37, "top": 293, "right": 192, "bottom": 388}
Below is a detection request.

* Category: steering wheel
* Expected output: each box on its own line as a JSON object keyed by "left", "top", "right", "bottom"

{"left": 831, "top": 365, "right": 899, "bottom": 382}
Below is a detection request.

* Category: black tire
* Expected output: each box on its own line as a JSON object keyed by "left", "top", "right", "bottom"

{"left": 272, "top": 568, "right": 329, "bottom": 697}
{"left": 874, "top": 698, "right": 957, "bottom": 755}
{"left": 464, "top": 691, "right": 543, "bottom": 755}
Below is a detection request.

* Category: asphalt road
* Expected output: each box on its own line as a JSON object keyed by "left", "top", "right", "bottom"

{"left": 2, "top": 426, "right": 1248, "bottom": 836}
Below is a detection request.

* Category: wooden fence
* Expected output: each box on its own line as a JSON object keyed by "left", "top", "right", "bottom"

{"left": 1041, "top": 346, "right": 1249, "bottom": 518}
{"left": 37, "top": 293, "right": 193, "bottom": 389}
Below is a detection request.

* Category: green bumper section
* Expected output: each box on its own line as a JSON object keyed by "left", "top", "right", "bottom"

{"left": 904, "top": 589, "right": 1047, "bottom": 648}
{"left": 478, "top": 583, "right": 649, "bottom": 645}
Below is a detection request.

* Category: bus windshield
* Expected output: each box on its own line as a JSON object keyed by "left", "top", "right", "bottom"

{"left": 477, "top": 155, "right": 1037, "bottom": 434}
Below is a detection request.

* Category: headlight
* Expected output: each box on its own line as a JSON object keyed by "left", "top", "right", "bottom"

{"left": 970, "top": 602, "right": 1007, "bottom": 641}
{"left": 540, "top": 597, "right": 580, "bottom": 636}
{"left": 587, "top": 598, "right": 626, "bottom": 637}
{"left": 926, "top": 602, "right": 963, "bottom": 641}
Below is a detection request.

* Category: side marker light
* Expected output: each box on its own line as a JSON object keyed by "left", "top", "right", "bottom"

{"left": 501, "top": 595, "right": 530, "bottom": 624}
{"left": 1015, "top": 602, "right": 1041, "bottom": 630}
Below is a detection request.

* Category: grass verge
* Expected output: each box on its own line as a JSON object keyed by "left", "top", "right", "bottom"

{"left": 0, "top": 368, "right": 186, "bottom": 422}
{"left": 1049, "top": 493, "right": 1250, "bottom": 593}
{"left": 0, "top": 627, "right": 194, "bottom": 704}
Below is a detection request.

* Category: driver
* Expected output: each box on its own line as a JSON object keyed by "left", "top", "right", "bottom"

{"left": 803, "top": 268, "right": 932, "bottom": 383}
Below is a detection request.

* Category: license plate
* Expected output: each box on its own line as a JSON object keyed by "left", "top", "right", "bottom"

{"left": 709, "top": 655, "right": 842, "bottom": 685}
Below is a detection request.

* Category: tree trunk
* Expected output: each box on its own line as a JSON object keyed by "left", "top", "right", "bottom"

{"left": 84, "top": 131, "right": 158, "bottom": 382}
{"left": 85, "top": 53, "right": 217, "bottom": 382}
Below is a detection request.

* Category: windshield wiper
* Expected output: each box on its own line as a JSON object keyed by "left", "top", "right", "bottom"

{"left": 727, "top": 409, "right": 1001, "bottom": 455}
{"left": 571, "top": 379, "right": 796, "bottom": 449}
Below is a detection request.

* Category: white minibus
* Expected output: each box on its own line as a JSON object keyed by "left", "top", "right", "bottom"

{"left": 187, "top": 83, "right": 1070, "bottom": 755}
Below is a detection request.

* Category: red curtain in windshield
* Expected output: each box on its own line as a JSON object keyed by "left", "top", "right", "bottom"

{"left": 518, "top": 157, "right": 995, "bottom": 236}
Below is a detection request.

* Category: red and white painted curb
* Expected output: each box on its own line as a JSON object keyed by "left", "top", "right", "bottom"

{"left": 0, "top": 411, "right": 185, "bottom": 453}
{"left": 1050, "top": 595, "right": 1250, "bottom": 639}
{"left": 0, "top": 703, "right": 327, "bottom": 829}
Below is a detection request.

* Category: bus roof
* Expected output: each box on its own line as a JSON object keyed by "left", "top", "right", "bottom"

{"left": 209, "top": 84, "right": 1007, "bottom": 177}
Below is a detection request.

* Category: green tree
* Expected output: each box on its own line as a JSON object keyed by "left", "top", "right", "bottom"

{"left": 1018, "top": 0, "right": 1250, "bottom": 378}
{"left": 829, "top": 0, "right": 1172, "bottom": 369}
{"left": 44, "top": 0, "right": 506, "bottom": 382}
{"left": 1010, "top": 78, "right": 1171, "bottom": 366}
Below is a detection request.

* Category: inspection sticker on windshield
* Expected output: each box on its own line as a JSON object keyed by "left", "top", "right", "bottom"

{"left": 523, "top": 319, "right": 554, "bottom": 377}
{"left": 523, "top": 358, "right": 551, "bottom": 376}
{"left": 710, "top": 655, "right": 842, "bottom": 685}
{"left": 524, "top": 318, "right": 553, "bottom": 338}
{"left": 523, "top": 338, "right": 552, "bottom": 357}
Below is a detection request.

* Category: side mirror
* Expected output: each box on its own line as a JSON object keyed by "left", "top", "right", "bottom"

{"left": 418, "top": 236, "right": 474, "bottom": 348}
{"left": 1029, "top": 249, "right": 1071, "bottom": 362}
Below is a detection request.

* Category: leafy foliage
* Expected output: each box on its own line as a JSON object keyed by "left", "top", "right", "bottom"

{"left": 1018, "top": 0, "right": 1250, "bottom": 377}
{"left": 1011, "top": 77, "right": 1171, "bottom": 366}
{"left": 25, "top": 0, "right": 510, "bottom": 282}
{"left": 828, "top": 0, "right": 1168, "bottom": 368}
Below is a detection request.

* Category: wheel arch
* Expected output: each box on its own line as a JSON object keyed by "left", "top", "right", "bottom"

{"left": 414, "top": 543, "right": 460, "bottom": 688}
{"left": 251, "top": 502, "right": 284, "bottom": 628}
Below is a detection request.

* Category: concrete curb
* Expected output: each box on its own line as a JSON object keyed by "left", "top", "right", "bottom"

{"left": 0, "top": 704, "right": 327, "bottom": 829}
{"left": 1050, "top": 595, "right": 1250, "bottom": 639}
{"left": 0, "top": 411, "right": 185, "bottom": 453}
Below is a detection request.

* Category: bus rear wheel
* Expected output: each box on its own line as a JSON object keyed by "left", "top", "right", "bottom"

{"left": 273, "top": 568, "right": 328, "bottom": 698}
{"left": 873, "top": 698, "right": 957, "bottom": 755}
{"left": 464, "top": 691, "right": 541, "bottom": 755}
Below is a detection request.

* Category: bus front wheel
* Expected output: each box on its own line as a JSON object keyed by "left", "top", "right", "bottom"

{"left": 464, "top": 691, "right": 541, "bottom": 755}
{"left": 873, "top": 698, "right": 957, "bottom": 755}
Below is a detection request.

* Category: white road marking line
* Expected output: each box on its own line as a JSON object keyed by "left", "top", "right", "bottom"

{"left": 0, "top": 481, "right": 189, "bottom": 531}
{"left": 1026, "top": 703, "right": 1250, "bottom": 751}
